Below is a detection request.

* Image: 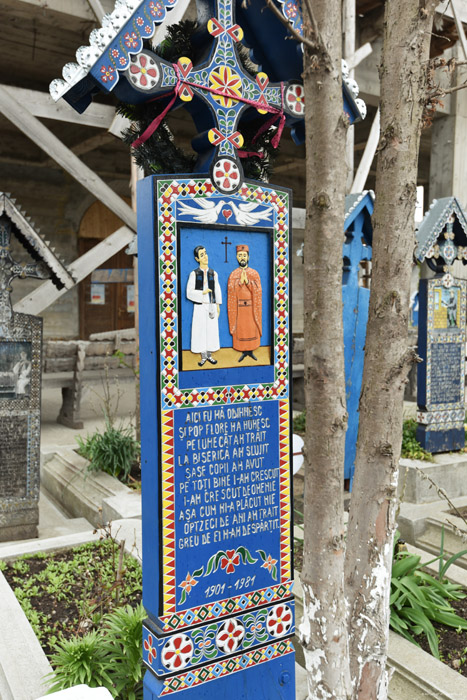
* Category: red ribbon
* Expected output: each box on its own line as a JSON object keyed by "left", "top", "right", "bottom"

{"left": 131, "top": 66, "right": 182, "bottom": 149}
{"left": 131, "top": 63, "right": 286, "bottom": 153}
{"left": 237, "top": 150, "right": 264, "bottom": 159}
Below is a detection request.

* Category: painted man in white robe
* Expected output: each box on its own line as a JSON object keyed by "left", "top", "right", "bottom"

{"left": 186, "top": 246, "right": 222, "bottom": 367}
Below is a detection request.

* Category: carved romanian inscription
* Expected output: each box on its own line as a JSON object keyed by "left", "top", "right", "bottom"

{"left": 430, "top": 342, "right": 463, "bottom": 404}
{"left": 173, "top": 401, "right": 281, "bottom": 610}
{"left": 0, "top": 415, "right": 28, "bottom": 498}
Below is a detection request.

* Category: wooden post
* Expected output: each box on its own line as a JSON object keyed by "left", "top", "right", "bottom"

{"left": 351, "top": 107, "right": 380, "bottom": 193}
{"left": 130, "top": 158, "right": 143, "bottom": 441}
{"left": 344, "top": 0, "right": 356, "bottom": 191}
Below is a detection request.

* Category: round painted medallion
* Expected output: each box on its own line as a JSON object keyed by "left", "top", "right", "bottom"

{"left": 211, "top": 157, "right": 242, "bottom": 194}
{"left": 285, "top": 83, "right": 305, "bottom": 117}
{"left": 266, "top": 604, "right": 293, "bottom": 638}
{"left": 161, "top": 633, "right": 194, "bottom": 671}
{"left": 127, "top": 52, "right": 160, "bottom": 90}
{"left": 216, "top": 618, "right": 245, "bottom": 654}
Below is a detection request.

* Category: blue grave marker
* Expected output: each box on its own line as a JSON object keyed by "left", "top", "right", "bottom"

{"left": 138, "top": 174, "right": 294, "bottom": 698}
{"left": 342, "top": 191, "right": 374, "bottom": 487}
{"left": 415, "top": 198, "right": 467, "bottom": 453}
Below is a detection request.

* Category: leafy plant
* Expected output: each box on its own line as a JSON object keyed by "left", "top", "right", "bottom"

{"left": 3, "top": 537, "right": 142, "bottom": 657}
{"left": 401, "top": 419, "right": 433, "bottom": 461}
{"left": 100, "top": 605, "right": 145, "bottom": 700}
{"left": 47, "top": 604, "right": 145, "bottom": 699}
{"left": 76, "top": 419, "right": 140, "bottom": 482}
{"left": 293, "top": 411, "right": 306, "bottom": 434}
{"left": 390, "top": 532, "right": 467, "bottom": 658}
{"left": 47, "top": 631, "right": 114, "bottom": 694}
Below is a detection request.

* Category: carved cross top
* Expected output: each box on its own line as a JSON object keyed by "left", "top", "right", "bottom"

{"left": 123, "top": 0, "right": 304, "bottom": 192}
{"left": 0, "top": 217, "right": 48, "bottom": 322}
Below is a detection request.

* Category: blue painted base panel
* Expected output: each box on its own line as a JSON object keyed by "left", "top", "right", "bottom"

{"left": 143, "top": 653, "right": 296, "bottom": 699}
{"left": 416, "top": 425, "right": 465, "bottom": 453}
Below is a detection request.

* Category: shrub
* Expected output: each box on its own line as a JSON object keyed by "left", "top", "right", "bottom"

{"left": 401, "top": 419, "right": 433, "bottom": 461}
{"left": 77, "top": 420, "right": 140, "bottom": 482}
{"left": 390, "top": 532, "right": 467, "bottom": 658}
{"left": 47, "top": 604, "right": 145, "bottom": 699}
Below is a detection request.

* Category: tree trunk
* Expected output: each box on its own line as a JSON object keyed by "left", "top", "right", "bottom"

{"left": 345, "top": 2, "right": 438, "bottom": 697}
{"left": 299, "top": 2, "right": 351, "bottom": 698}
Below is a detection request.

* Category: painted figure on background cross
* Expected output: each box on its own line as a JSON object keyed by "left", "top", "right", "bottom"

{"left": 186, "top": 246, "right": 222, "bottom": 366}
{"left": 443, "top": 289, "right": 458, "bottom": 327}
{"left": 13, "top": 349, "right": 31, "bottom": 396}
{"left": 227, "top": 244, "right": 262, "bottom": 361}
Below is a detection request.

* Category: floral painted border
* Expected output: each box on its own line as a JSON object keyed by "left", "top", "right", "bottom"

{"left": 143, "top": 602, "right": 295, "bottom": 679}
{"left": 178, "top": 546, "right": 278, "bottom": 605}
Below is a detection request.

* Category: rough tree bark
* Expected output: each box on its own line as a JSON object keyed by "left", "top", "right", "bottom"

{"left": 298, "top": 1, "right": 351, "bottom": 698}
{"left": 345, "top": 2, "right": 438, "bottom": 698}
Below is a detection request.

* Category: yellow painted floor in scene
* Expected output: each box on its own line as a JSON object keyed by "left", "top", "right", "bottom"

{"left": 182, "top": 346, "right": 272, "bottom": 371}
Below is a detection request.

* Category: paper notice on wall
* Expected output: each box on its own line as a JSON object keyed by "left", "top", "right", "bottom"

{"left": 127, "top": 284, "right": 135, "bottom": 313}
{"left": 90, "top": 283, "right": 106, "bottom": 305}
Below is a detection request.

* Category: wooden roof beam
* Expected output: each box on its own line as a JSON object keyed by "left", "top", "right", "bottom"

{"left": 0, "top": 0, "right": 100, "bottom": 22}
{"left": 14, "top": 225, "right": 134, "bottom": 316}
{"left": 0, "top": 85, "right": 136, "bottom": 231}
{"left": 1, "top": 86, "right": 114, "bottom": 128}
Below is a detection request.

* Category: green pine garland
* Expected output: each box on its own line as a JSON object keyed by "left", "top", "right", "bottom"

{"left": 117, "top": 20, "right": 278, "bottom": 181}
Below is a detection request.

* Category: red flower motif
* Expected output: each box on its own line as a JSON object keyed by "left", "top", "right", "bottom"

{"left": 100, "top": 65, "right": 115, "bottom": 83}
{"left": 136, "top": 16, "right": 144, "bottom": 25}
{"left": 285, "top": 1, "right": 298, "bottom": 19}
{"left": 124, "top": 31, "right": 139, "bottom": 49}
{"left": 162, "top": 635, "right": 193, "bottom": 669}
{"left": 267, "top": 604, "right": 293, "bottom": 637}
{"left": 220, "top": 549, "right": 240, "bottom": 574}
{"left": 144, "top": 634, "right": 157, "bottom": 664}
{"left": 149, "top": 1, "right": 164, "bottom": 18}
{"left": 111, "top": 48, "right": 119, "bottom": 58}
{"left": 216, "top": 619, "right": 245, "bottom": 653}
{"left": 129, "top": 54, "right": 159, "bottom": 88}
{"left": 214, "top": 160, "right": 240, "bottom": 191}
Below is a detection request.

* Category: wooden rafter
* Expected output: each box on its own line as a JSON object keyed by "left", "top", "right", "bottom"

{"left": 1, "top": 86, "right": 115, "bottom": 129}
{"left": 0, "top": 0, "right": 98, "bottom": 21}
{"left": 0, "top": 85, "right": 136, "bottom": 231}
{"left": 14, "top": 226, "right": 134, "bottom": 316}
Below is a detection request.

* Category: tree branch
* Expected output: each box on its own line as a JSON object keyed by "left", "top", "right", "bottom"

{"left": 429, "top": 79, "right": 467, "bottom": 96}
{"left": 263, "top": 0, "right": 317, "bottom": 50}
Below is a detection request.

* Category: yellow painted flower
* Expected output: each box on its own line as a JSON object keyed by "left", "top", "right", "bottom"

{"left": 209, "top": 66, "right": 242, "bottom": 108}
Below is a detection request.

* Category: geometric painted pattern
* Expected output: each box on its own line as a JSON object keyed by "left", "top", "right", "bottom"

{"left": 156, "top": 177, "right": 290, "bottom": 411}
{"left": 161, "top": 410, "right": 176, "bottom": 614}
{"left": 417, "top": 408, "right": 465, "bottom": 431}
{"left": 143, "top": 600, "right": 295, "bottom": 677}
{"left": 279, "top": 399, "right": 291, "bottom": 582}
{"left": 159, "top": 581, "right": 294, "bottom": 632}
{"left": 147, "top": 174, "right": 294, "bottom": 690}
{"left": 157, "top": 639, "right": 294, "bottom": 694}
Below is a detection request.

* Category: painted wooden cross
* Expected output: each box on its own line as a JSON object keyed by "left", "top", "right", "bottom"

{"left": 121, "top": 0, "right": 304, "bottom": 191}
{"left": 0, "top": 217, "right": 48, "bottom": 323}
{"left": 51, "top": 0, "right": 305, "bottom": 194}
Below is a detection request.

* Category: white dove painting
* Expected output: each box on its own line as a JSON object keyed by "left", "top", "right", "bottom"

{"left": 229, "top": 202, "right": 272, "bottom": 227}
{"left": 177, "top": 199, "right": 272, "bottom": 227}
{"left": 177, "top": 199, "right": 226, "bottom": 224}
